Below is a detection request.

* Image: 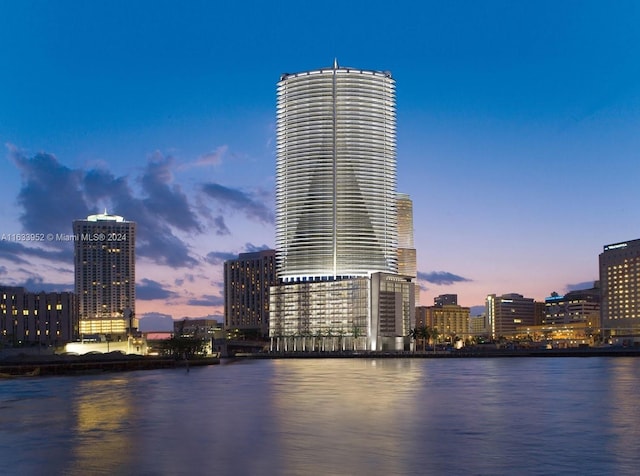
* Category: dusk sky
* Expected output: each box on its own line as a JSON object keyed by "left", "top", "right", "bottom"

{"left": 1, "top": 0, "right": 639, "bottom": 323}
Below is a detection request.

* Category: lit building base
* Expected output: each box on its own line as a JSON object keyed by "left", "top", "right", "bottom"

{"left": 269, "top": 273, "right": 415, "bottom": 352}
{"left": 80, "top": 318, "right": 139, "bottom": 336}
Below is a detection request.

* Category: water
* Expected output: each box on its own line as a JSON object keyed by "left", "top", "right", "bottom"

{"left": 1, "top": 357, "right": 639, "bottom": 475}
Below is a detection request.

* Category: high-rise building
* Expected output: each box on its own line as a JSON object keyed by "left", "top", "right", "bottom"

{"left": 434, "top": 294, "right": 458, "bottom": 307}
{"left": 600, "top": 239, "right": 640, "bottom": 342}
{"left": 275, "top": 61, "right": 397, "bottom": 281}
{"left": 73, "top": 211, "right": 136, "bottom": 337}
{"left": 485, "top": 293, "right": 535, "bottom": 338}
{"left": 397, "top": 193, "right": 418, "bottom": 305}
{"left": 224, "top": 250, "right": 276, "bottom": 338}
{"left": 270, "top": 62, "right": 414, "bottom": 351}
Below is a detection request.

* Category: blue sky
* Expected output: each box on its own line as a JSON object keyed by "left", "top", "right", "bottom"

{"left": 1, "top": 0, "right": 639, "bottom": 322}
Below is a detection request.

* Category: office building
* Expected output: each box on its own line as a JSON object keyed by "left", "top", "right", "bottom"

{"left": 565, "top": 285, "right": 600, "bottom": 326}
{"left": 544, "top": 286, "right": 600, "bottom": 326}
{"left": 485, "top": 293, "right": 535, "bottom": 338}
{"left": 224, "top": 250, "right": 276, "bottom": 338}
{"left": 599, "top": 239, "right": 640, "bottom": 341}
{"left": 270, "top": 62, "right": 414, "bottom": 351}
{"left": 544, "top": 292, "right": 566, "bottom": 325}
{"left": 422, "top": 295, "right": 470, "bottom": 341}
{"left": 397, "top": 193, "right": 418, "bottom": 306}
{"left": 73, "top": 211, "right": 136, "bottom": 337}
{"left": 0, "top": 286, "right": 78, "bottom": 346}
{"left": 434, "top": 294, "right": 458, "bottom": 307}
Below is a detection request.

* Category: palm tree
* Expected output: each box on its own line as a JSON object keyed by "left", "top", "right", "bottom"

{"left": 419, "top": 326, "right": 430, "bottom": 352}
{"left": 352, "top": 325, "right": 362, "bottom": 351}
{"left": 430, "top": 327, "right": 439, "bottom": 353}
{"left": 409, "top": 327, "right": 418, "bottom": 352}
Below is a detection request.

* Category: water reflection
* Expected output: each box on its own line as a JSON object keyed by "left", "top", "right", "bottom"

{"left": 606, "top": 358, "right": 640, "bottom": 474}
{"left": 2, "top": 358, "right": 640, "bottom": 475}
{"left": 269, "top": 359, "right": 423, "bottom": 475}
{"left": 70, "top": 377, "right": 136, "bottom": 475}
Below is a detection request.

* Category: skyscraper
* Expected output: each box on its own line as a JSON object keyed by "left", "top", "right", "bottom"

{"left": 224, "top": 249, "right": 276, "bottom": 338}
{"left": 397, "top": 193, "right": 418, "bottom": 305}
{"left": 73, "top": 211, "right": 136, "bottom": 337}
{"left": 275, "top": 61, "right": 397, "bottom": 281}
{"left": 600, "top": 239, "right": 640, "bottom": 342}
{"left": 270, "top": 62, "right": 414, "bottom": 351}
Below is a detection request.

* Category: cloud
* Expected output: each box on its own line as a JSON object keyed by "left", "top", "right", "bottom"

{"left": 140, "top": 152, "right": 202, "bottom": 233}
{"left": 16, "top": 277, "right": 73, "bottom": 293}
{"left": 187, "top": 295, "right": 224, "bottom": 307}
{"left": 201, "top": 182, "right": 274, "bottom": 225}
{"left": 191, "top": 145, "right": 227, "bottom": 167}
{"left": 566, "top": 281, "right": 597, "bottom": 292}
{"left": 82, "top": 159, "right": 199, "bottom": 268}
{"left": 417, "top": 271, "right": 472, "bottom": 285}
{"left": 244, "top": 242, "right": 271, "bottom": 253}
{"left": 138, "top": 312, "right": 175, "bottom": 332}
{"left": 205, "top": 250, "right": 237, "bottom": 265}
{"left": 136, "top": 278, "right": 179, "bottom": 300}
{"left": 213, "top": 215, "right": 230, "bottom": 236}
{"left": 0, "top": 240, "right": 71, "bottom": 264}
{"left": 0, "top": 265, "right": 6, "bottom": 275}
{"left": 11, "top": 149, "right": 90, "bottom": 236}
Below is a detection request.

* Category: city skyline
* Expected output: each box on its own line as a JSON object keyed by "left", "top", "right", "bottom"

{"left": 1, "top": 1, "right": 639, "bottom": 322}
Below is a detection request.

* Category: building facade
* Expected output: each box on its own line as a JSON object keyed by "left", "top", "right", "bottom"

{"left": 275, "top": 61, "right": 397, "bottom": 281}
{"left": 599, "top": 239, "right": 640, "bottom": 341}
{"left": 224, "top": 250, "right": 276, "bottom": 338}
{"left": 270, "top": 62, "right": 413, "bottom": 351}
{"left": 270, "top": 272, "right": 414, "bottom": 351}
{"left": 486, "top": 293, "right": 536, "bottom": 338}
{"left": 397, "top": 193, "right": 418, "bottom": 306}
{"left": 420, "top": 295, "right": 470, "bottom": 341}
{"left": 544, "top": 287, "right": 600, "bottom": 327}
{"left": 73, "top": 211, "right": 136, "bottom": 337}
{"left": 0, "top": 286, "right": 78, "bottom": 347}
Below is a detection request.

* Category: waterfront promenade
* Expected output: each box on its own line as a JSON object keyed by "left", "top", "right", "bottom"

{"left": 235, "top": 346, "right": 640, "bottom": 359}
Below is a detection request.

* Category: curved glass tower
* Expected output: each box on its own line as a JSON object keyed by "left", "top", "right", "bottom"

{"left": 276, "top": 62, "right": 397, "bottom": 281}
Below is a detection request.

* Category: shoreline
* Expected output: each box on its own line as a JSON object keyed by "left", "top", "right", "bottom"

{"left": 0, "top": 354, "right": 220, "bottom": 377}
{"left": 231, "top": 347, "right": 640, "bottom": 359}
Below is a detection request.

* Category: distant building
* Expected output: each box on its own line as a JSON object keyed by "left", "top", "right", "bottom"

{"left": 397, "top": 193, "right": 418, "bottom": 306}
{"left": 545, "top": 286, "right": 600, "bottom": 327}
{"left": 434, "top": 294, "right": 458, "bottom": 307}
{"left": 544, "top": 292, "right": 566, "bottom": 325}
{"left": 0, "top": 286, "right": 78, "bottom": 347}
{"left": 599, "top": 239, "right": 640, "bottom": 341}
{"left": 175, "top": 318, "right": 222, "bottom": 340}
{"left": 565, "top": 285, "right": 600, "bottom": 327}
{"left": 469, "top": 314, "right": 488, "bottom": 337}
{"left": 73, "top": 211, "right": 136, "bottom": 338}
{"left": 415, "top": 306, "right": 428, "bottom": 328}
{"left": 423, "top": 296, "right": 470, "bottom": 340}
{"left": 486, "top": 293, "right": 535, "bottom": 338}
{"left": 224, "top": 250, "right": 276, "bottom": 338}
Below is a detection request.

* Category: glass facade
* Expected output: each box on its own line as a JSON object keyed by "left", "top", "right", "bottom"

{"left": 73, "top": 212, "right": 136, "bottom": 337}
{"left": 276, "top": 65, "right": 397, "bottom": 281}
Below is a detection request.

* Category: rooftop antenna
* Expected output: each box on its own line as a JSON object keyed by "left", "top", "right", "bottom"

{"left": 334, "top": 57, "right": 339, "bottom": 69}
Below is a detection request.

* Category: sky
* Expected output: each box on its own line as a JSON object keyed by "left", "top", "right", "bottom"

{"left": 1, "top": 0, "right": 639, "bottom": 324}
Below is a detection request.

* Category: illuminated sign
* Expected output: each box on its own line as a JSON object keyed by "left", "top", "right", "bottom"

{"left": 605, "top": 243, "right": 628, "bottom": 251}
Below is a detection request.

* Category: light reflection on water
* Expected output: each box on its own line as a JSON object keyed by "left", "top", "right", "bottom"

{"left": 1, "top": 358, "right": 639, "bottom": 475}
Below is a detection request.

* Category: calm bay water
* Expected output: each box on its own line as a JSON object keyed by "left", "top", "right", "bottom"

{"left": 1, "top": 357, "right": 639, "bottom": 475}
